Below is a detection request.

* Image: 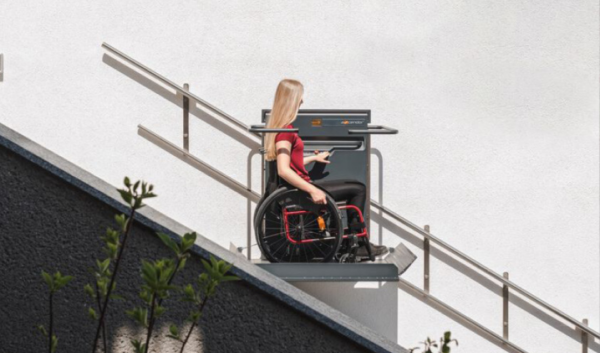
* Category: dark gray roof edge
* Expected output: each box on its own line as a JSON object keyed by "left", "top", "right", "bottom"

{"left": 0, "top": 122, "right": 407, "bottom": 353}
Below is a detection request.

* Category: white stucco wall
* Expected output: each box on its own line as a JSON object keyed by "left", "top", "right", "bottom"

{"left": 1, "top": 1, "right": 598, "bottom": 352}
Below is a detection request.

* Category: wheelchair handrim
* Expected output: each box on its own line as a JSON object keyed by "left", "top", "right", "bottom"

{"left": 254, "top": 188, "right": 342, "bottom": 263}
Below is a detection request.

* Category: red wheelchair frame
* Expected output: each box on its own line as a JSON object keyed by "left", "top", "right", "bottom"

{"left": 281, "top": 205, "right": 368, "bottom": 245}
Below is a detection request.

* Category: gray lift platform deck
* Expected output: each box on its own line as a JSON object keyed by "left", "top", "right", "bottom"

{"left": 245, "top": 243, "right": 417, "bottom": 282}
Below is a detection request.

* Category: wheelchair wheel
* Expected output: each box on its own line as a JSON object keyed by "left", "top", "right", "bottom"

{"left": 254, "top": 187, "right": 343, "bottom": 263}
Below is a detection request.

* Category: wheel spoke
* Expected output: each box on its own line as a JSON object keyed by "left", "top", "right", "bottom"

{"left": 257, "top": 190, "right": 342, "bottom": 263}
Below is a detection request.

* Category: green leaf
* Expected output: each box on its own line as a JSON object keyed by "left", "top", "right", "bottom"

{"left": 97, "top": 277, "right": 109, "bottom": 297}
{"left": 100, "top": 258, "right": 110, "bottom": 272}
{"left": 41, "top": 271, "right": 53, "bottom": 291}
{"left": 130, "top": 339, "right": 146, "bottom": 353}
{"left": 154, "top": 305, "right": 166, "bottom": 317}
{"left": 50, "top": 335, "right": 58, "bottom": 353}
{"left": 201, "top": 259, "right": 212, "bottom": 272}
{"left": 139, "top": 289, "right": 152, "bottom": 304}
{"left": 55, "top": 275, "right": 73, "bottom": 291}
{"left": 133, "top": 180, "right": 141, "bottom": 192}
{"left": 169, "top": 324, "right": 179, "bottom": 337}
{"left": 209, "top": 255, "right": 218, "bottom": 269}
{"left": 133, "top": 197, "right": 142, "bottom": 209}
{"left": 126, "top": 307, "right": 149, "bottom": 328}
{"left": 115, "top": 213, "right": 126, "bottom": 228}
{"left": 188, "top": 310, "right": 201, "bottom": 322}
{"left": 84, "top": 284, "right": 95, "bottom": 298}
{"left": 183, "top": 284, "right": 195, "bottom": 299}
{"left": 198, "top": 273, "right": 209, "bottom": 282}
{"left": 167, "top": 323, "right": 181, "bottom": 341}
{"left": 220, "top": 275, "right": 240, "bottom": 282}
{"left": 96, "top": 258, "right": 111, "bottom": 275}
{"left": 118, "top": 189, "right": 133, "bottom": 204}
{"left": 88, "top": 307, "right": 97, "bottom": 320}
{"left": 157, "top": 232, "right": 180, "bottom": 255}
{"left": 181, "top": 232, "right": 197, "bottom": 252}
{"left": 443, "top": 331, "right": 451, "bottom": 342}
{"left": 105, "top": 242, "right": 118, "bottom": 259}
{"left": 124, "top": 176, "right": 131, "bottom": 187}
{"left": 141, "top": 260, "right": 157, "bottom": 286}
{"left": 110, "top": 294, "right": 125, "bottom": 301}
{"left": 178, "top": 257, "right": 188, "bottom": 272}
{"left": 37, "top": 324, "right": 47, "bottom": 337}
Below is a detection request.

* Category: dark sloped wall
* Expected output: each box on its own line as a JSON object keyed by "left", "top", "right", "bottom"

{"left": 0, "top": 144, "right": 373, "bottom": 353}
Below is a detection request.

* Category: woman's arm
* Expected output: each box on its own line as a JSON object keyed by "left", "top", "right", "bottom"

{"left": 276, "top": 141, "right": 327, "bottom": 204}
{"left": 303, "top": 151, "right": 331, "bottom": 165}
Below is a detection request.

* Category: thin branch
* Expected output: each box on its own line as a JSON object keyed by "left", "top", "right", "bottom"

{"left": 48, "top": 292, "right": 53, "bottom": 353}
{"left": 92, "top": 208, "right": 136, "bottom": 353}
{"left": 95, "top": 283, "right": 107, "bottom": 353}
{"left": 157, "top": 257, "right": 181, "bottom": 308}
{"left": 178, "top": 322, "right": 197, "bottom": 353}
{"left": 143, "top": 294, "right": 158, "bottom": 353}
{"left": 179, "top": 295, "right": 209, "bottom": 353}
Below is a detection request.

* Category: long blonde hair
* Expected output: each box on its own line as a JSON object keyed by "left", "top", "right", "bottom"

{"left": 264, "top": 79, "right": 304, "bottom": 161}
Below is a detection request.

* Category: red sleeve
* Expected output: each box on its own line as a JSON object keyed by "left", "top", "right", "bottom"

{"left": 275, "top": 131, "right": 295, "bottom": 144}
{"left": 275, "top": 125, "right": 296, "bottom": 144}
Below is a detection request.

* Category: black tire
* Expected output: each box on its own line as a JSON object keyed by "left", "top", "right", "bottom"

{"left": 254, "top": 187, "right": 343, "bottom": 263}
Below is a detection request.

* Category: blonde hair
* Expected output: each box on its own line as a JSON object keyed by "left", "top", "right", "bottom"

{"left": 264, "top": 79, "right": 304, "bottom": 161}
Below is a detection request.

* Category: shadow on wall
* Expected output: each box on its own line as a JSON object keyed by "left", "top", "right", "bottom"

{"left": 372, "top": 212, "right": 600, "bottom": 353}
{"left": 102, "top": 54, "right": 599, "bottom": 353}
{"left": 104, "top": 52, "right": 264, "bottom": 257}
{"left": 102, "top": 54, "right": 259, "bottom": 150}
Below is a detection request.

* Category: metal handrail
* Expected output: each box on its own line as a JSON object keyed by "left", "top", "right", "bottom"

{"left": 371, "top": 200, "right": 600, "bottom": 339}
{"left": 102, "top": 42, "right": 599, "bottom": 342}
{"left": 398, "top": 278, "right": 529, "bottom": 353}
{"left": 138, "top": 124, "right": 261, "bottom": 201}
{"left": 101, "top": 42, "right": 257, "bottom": 138}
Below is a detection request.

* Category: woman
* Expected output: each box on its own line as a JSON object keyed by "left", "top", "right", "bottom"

{"left": 264, "top": 79, "right": 388, "bottom": 257}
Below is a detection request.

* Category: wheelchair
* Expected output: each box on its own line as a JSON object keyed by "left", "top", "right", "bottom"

{"left": 253, "top": 164, "right": 374, "bottom": 263}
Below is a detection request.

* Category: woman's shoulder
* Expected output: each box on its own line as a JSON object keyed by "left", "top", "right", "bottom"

{"left": 275, "top": 124, "right": 297, "bottom": 143}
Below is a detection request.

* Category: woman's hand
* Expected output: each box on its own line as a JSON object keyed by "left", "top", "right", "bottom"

{"left": 313, "top": 150, "right": 331, "bottom": 164}
{"left": 309, "top": 187, "right": 327, "bottom": 205}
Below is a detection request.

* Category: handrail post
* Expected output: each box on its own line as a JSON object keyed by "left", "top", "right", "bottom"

{"left": 503, "top": 272, "right": 509, "bottom": 340}
{"left": 582, "top": 318, "right": 588, "bottom": 353}
{"left": 183, "top": 83, "right": 190, "bottom": 151}
{"left": 424, "top": 225, "right": 430, "bottom": 293}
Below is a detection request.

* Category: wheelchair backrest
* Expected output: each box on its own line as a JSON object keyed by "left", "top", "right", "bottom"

{"left": 264, "top": 159, "right": 280, "bottom": 198}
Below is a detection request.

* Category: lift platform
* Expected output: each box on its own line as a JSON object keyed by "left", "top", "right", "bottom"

{"left": 234, "top": 243, "right": 417, "bottom": 282}
{"left": 244, "top": 109, "right": 417, "bottom": 280}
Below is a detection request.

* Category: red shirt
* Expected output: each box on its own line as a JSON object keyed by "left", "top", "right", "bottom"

{"left": 275, "top": 124, "right": 311, "bottom": 182}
